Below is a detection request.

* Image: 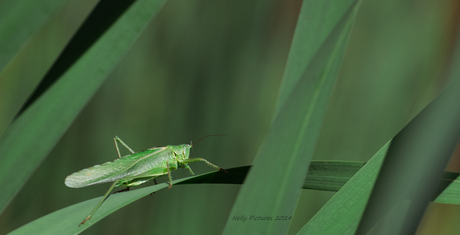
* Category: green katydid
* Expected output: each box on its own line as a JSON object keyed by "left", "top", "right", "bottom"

{"left": 65, "top": 135, "right": 227, "bottom": 226}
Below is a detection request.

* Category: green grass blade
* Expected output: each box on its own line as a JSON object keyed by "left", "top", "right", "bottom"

{"left": 9, "top": 158, "right": 460, "bottom": 234}
{"left": 222, "top": 1, "right": 361, "bottom": 234}
{"left": 297, "top": 141, "right": 390, "bottom": 234}
{"left": 177, "top": 163, "right": 460, "bottom": 204}
{"left": 178, "top": 161, "right": 366, "bottom": 192}
{"left": 302, "top": 161, "right": 365, "bottom": 191}
{"left": 0, "top": 0, "right": 167, "bottom": 214}
{"left": 8, "top": 177, "right": 185, "bottom": 235}
{"left": 0, "top": 0, "right": 67, "bottom": 73}
{"left": 297, "top": 125, "right": 460, "bottom": 234}
{"left": 435, "top": 173, "right": 460, "bottom": 205}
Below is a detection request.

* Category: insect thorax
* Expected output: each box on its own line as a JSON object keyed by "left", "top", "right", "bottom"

{"left": 168, "top": 144, "right": 191, "bottom": 161}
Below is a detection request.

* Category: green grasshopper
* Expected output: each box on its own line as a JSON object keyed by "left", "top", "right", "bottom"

{"left": 65, "top": 135, "right": 227, "bottom": 225}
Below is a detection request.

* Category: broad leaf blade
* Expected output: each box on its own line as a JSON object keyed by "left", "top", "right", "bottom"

{"left": 222, "top": 0, "right": 361, "bottom": 234}
{"left": 356, "top": 23, "right": 460, "bottom": 235}
{"left": 435, "top": 173, "right": 460, "bottom": 205}
{"left": 9, "top": 178, "right": 184, "bottom": 235}
{"left": 273, "top": 0, "right": 359, "bottom": 117}
{"left": 0, "top": 0, "right": 167, "bottom": 214}
{"left": 303, "top": 161, "right": 365, "bottom": 191}
{"left": 5, "top": 162, "right": 366, "bottom": 234}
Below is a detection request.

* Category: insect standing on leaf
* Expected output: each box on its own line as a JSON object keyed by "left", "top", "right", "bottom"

{"left": 65, "top": 135, "right": 228, "bottom": 226}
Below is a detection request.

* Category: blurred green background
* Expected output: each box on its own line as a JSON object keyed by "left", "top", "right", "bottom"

{"left": 0, "top": 0, "right": 459, "bottom": 234}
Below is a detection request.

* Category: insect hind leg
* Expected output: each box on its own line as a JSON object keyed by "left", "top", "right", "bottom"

{"left": 166, "top": 161, "right": 172, "bottom": 189}
{"left": 113, "top": 136, "right": 135, "bottom": 158}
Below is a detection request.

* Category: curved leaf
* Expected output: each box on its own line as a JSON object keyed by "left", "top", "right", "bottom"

{"left": 6, "top": 161, "right": 365, "bottom": 235}
{"left": 0, "top": 0, "right": 167, "bottom": 214}
{"left": 223, "top": 0, "right": 362, "bottom": 234}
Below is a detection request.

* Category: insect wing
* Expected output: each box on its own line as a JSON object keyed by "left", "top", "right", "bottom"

{"left": 65, "top": 147, "right": 170, "bottom": 188}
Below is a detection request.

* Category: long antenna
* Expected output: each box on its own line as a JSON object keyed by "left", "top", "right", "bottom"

{"left": 192, "top": 135, "right": 227, "bottom": 146}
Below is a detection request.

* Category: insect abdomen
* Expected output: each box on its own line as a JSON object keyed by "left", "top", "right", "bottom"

{"left": 65, "top": 148, "right": 168, "bottom": 188}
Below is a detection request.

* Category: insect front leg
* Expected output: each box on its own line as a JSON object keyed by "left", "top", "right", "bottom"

{"left": 184, "top": 164, "right": 195, "bottom": 175}
{"left": 182, "top": 158, "right": 228, "bottom": 173}
{"left": 79, "top": 181, "right": 117, "bottom": 226}
{"left": 113, "top": 135, "right": 135, "bottom": 158}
